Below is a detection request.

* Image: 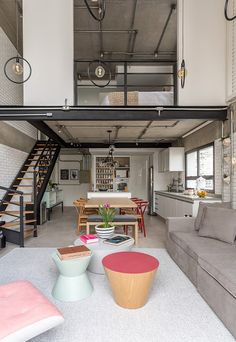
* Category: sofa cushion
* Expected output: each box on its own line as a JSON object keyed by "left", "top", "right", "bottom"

{"left": 199, "top": 207, "right": 236, "bottom": 244}
{"left": 169, "top": 231, "right": 235, "bottom": 261}
{"left": 198, "top": 252, "right": 236, "bottom": 298}
{"left": 194, "top": 201, "right": 231, "bottom": 231}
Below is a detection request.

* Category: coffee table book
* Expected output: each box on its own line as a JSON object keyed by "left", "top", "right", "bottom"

{"left": 103, "top": 235, "right": 132, "bottom": 246}
{"left": 57, "top": 245, "right": 91, "bottom": 260}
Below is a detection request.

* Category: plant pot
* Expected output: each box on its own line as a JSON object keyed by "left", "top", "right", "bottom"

{"left": 95, "top": 225, "right": 115, "bottom": 239}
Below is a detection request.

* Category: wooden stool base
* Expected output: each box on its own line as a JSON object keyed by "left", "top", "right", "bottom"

{"left": 104, "top": 267, "right": 157, "bottom": 309}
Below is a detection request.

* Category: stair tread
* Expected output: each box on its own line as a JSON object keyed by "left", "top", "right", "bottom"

{"left": 0, "top": 211, "right": 34, "bottom": 214}
{"left": 8, "top": 193, "right": 32, "bottom": 196}
{"left": 3, "top": 201, "right": 34, "bottom": 205}
{"left": 13, "top": 185, "right": 32, "bottom": 187}
{"left": 2, "top": 219, "right": 36, "bottom": 228}
{"left": 17, "top": 178, "right": 33, "bottom": 180}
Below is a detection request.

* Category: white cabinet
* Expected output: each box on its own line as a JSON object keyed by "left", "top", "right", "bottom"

{"left": 158, "top": 147, "right": 185, "bottom": 172}
{"left": 155, "top": 192, "right": 193, "bottom": 219}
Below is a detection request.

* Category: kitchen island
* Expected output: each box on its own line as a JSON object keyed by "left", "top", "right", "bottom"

{"left": 154, "top": 191, "right": 222, "bottom": 219}
{"left": 87, "top": 191, "right": 131, "bottom": 199}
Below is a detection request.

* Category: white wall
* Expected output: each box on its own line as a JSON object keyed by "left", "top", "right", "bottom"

{"left": 177, "top": 0, "right": 226, "bottom": 105}
{"left": 52, "top": 153, "right": 90, "bottom": 206}
{"left": 23, "top": 0, "right": 74, "bottom": 105}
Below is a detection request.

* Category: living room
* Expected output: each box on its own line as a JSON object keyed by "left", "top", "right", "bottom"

{"left": 0, "top": 0, "right": 236, "bottom": 341}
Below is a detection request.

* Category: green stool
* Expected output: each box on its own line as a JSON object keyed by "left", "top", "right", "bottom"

{"left": 52, "top": 252, "right": 93, "bottom": 302}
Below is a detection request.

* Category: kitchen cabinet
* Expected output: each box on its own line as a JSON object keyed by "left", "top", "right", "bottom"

{"left": 158, "top": 147, "right": 185, "bottom": 172}
{"left": 154, "top": 191, "right": 221, "bottom": 219}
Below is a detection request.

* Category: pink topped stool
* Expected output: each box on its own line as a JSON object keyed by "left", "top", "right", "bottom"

{"left": 0, "top": 281, "right": 64, "bottom": 341}
{"left": 102, "top": 251, "right": 159, "bottom": 309}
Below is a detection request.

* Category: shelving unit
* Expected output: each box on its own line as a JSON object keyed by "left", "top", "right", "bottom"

{"left": 95, "top": 157, "right": 114, "bottom": 191}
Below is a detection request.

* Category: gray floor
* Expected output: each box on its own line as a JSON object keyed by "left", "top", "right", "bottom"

{"left": 0, "top": 207, "right": 167, "bottom": 257}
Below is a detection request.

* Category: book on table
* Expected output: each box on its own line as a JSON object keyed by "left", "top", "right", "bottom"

{"left": 57, "top": 245, "right": 91, "bottom": 260}
{"left": 80, "top": 234, "right": 99, "bottom": 244}
{"left": 103, "top": 235, "right": 132, "bottom": 246}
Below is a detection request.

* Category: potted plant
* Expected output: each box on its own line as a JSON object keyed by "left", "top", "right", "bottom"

{"left": 95, "top": 203, "right": 116, "bottom": 239}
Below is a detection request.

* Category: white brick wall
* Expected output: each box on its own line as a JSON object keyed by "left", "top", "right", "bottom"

{"left": 4, "top": 121, "right": 37, "bottom": 139}
{"left": 0, "top": 27, "right": 23, "bottom": 105}
{"left": 0, "top": 144, "right": 27, "bottom": 199}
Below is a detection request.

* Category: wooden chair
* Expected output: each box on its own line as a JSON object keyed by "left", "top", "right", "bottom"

{"left": 73, "top": 200, "right": 88, "bottom": 234}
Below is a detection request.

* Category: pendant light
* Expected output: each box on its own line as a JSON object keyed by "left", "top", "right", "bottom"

{"left": 88, "top": 60, "right": 111, "bottom": 88}
{"left": 4, "top": 0, "right": 32, "bottom": 84}
{"left": 177, "top": 0, "right": 187, "bottom": 88}
{"left": 84, "top": 0, "right": 106, "bottom": 21}
{"left": 101, "top": 131, "right": 118, "bottom": 168}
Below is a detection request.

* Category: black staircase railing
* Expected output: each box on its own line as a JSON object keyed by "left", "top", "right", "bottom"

{"left": 0, "top": 185, "right": 24, "bottom": 247}
{"left": 33, "top": 139, "right": 60, "bottom": 223}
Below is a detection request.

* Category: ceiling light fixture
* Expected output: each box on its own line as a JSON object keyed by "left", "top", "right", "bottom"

{"left": 100, "top": 130, "right": 118, "bottom": 168}
{"left": 177, "top": 0, "right": 186, "bottom": 88}
{"left": 83, "top": 0, "right": 106, "bottom": 21}
{"left": 4, "top": 0, "right": 32, "bottom": 84}
{"left": 88, "top": 60, "right": 111, "bottom": 88}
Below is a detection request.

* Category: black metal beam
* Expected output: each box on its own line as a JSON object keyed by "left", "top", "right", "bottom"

{"left": 28, "top": 121, "right": 67, "bottom": 147}
{"left": 65, "top": 142, "right": 172, "bottom": 148}
{"left": 0, "top": 106, "right": 227, "bottom": 121}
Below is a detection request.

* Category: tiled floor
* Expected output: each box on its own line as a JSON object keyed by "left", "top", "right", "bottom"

{"left": 0, "top": 207, "right": 167, "bottom": 257}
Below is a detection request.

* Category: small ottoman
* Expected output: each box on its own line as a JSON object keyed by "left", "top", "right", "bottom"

{"left": 52, "top": 252, "right": 93, "bottom": 302}
{"left": 102, "top": 251, "right": 159, "bottom": 309}
{"left": 74, "top": 234, "right": 134, "bottom": 274}
{"left": 0, "top": 281, "right": 64, "bottom": 342}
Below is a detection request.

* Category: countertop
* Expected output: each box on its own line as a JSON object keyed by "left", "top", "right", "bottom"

{"left": 155, "top": 191, "right": 222, "bottom": 203}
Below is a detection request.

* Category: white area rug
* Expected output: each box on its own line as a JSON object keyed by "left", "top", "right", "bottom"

{"left": 0, "top": 248, "right": 234, "bottom": 342}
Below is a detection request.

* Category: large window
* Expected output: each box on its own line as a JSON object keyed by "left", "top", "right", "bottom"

{"left": 185, "top": 144, "right": 214, "bottom": 191}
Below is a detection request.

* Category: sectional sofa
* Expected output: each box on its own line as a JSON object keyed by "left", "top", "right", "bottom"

{"left": 166, "top": 203, "right": 236, "bottom": 338}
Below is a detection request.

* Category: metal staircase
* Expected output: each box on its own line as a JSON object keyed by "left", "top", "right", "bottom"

{"left": 0, "top": 139, "right": 61, "bottom": 247}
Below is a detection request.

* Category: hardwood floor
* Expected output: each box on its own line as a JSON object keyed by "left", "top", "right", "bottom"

{"left": 0, "top": 207, "right": 167, "bottom": 257}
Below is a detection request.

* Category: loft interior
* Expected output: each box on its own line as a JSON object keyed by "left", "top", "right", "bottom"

{"left": 0, "top": 1, "right": 236, "bottom": 341}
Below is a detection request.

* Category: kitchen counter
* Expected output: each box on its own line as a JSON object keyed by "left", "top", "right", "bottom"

{"left": 155, "top": 191, "right": 222, "bottom": 203}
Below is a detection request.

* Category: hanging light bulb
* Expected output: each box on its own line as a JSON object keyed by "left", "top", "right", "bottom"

{"left": 95, "top": 65, "right": 105, "bottom": 78}
{"left": 12, "top": 57, "right": 23, "bottom": 75}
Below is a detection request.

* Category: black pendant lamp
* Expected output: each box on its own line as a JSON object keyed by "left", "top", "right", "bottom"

{"left": 4, "top": 0, "right": 32, "bottom": 84}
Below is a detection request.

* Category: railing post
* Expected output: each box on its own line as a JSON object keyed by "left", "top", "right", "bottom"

{"left": 19, "top": 194, "right": 24, "bottom": 247}
{"left": 33, "top": 171, "right": 38, "bottom": 237}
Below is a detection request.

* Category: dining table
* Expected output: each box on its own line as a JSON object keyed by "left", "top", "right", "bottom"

{"left": 84, "top": 197, "right": 139, "bottom": 244}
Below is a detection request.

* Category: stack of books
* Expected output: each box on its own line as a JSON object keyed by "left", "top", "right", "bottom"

{"left": 57, "top": 245, "right": 91, "bottom": 260}
{"left": 80, "top": 234, "right": 99, "bottom": 244}
{"left": 104, "top": 235, "right": 132, "bottom": 246}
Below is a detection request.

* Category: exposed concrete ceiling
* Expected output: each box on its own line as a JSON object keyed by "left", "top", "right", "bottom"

{"left": 74, "top": 0, "right": 177, "bottom": 61}
{"left": 47, "top": 120, "right": 206, "bottom": 144}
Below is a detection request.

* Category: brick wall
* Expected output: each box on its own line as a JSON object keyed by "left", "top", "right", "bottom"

{"left": 5, "top": 121, "right": 37, "bottom": 140}
{"left": 0, "top": 144, "right": 28, "bottom": 199}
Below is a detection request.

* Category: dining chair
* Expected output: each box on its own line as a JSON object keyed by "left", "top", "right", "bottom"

{"left": 73, "top": 200, "right": 88, "bottom": 234}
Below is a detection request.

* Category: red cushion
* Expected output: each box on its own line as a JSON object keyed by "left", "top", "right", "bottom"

{"left": 102, "top": 251, "right": 159, "bottom": 274}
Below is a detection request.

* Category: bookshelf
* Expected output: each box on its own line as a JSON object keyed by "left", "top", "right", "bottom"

{"left": 95, "top": 157, "right": 114, "bottom": 190}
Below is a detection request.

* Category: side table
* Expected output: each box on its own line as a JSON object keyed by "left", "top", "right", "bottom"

{"left": 52, "top": 252, "right": 93, "bottom": 302}
{"left": 102, "top": 251, "right": 159, "bottom": 309}
{"left": 74, "top": 235, "right": 134, "bottom": 274}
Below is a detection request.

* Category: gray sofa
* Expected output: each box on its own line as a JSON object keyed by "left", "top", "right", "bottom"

{"left": 166, "top": 216, "right": 236, "bottom": 338}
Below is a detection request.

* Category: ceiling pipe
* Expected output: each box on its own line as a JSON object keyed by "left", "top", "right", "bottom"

{"left": 74, "top": 29, "right": 138, "bottom": 34}
{"left": 154, "top": 4, "right": 176, "bottom": 56}
{"left": 127, "top": 0, "right": 138, "bottom": 56}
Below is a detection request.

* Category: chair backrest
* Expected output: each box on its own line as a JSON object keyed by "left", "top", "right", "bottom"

{"left": 73, "top": 200, "right": 86, "bottom": 216}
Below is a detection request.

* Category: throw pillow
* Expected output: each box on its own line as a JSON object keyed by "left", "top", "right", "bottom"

{"left": 194, "top": 201, "right": 231, "bottom": 231}
{"left": 198, "top": 206, "right": 236, "bottom": 244}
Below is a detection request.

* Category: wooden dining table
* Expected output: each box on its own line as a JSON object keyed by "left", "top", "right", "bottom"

{"left": 84, "top": 197, "right": 139, "bottom": 244}
{"left": 84, "top": 197, "right": 137, "bottom": 209}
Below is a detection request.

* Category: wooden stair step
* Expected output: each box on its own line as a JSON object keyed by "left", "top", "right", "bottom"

{"left": 2, "top": 219, "right": 36, "bottom": 228}
{"left": 0, "top": 211, "right": 34, "bottom": 215}
{"left": 17, "top": 178, "right": 33, "bottom": 180}
{"left": 3, "top": 201, "right": 33, "bottom": 205}
{"left": 24, "top": 164, "right": 49, "bottom": 167}
{"left": 12, "top": 185, "right": 32, "bottom": 188}
{"left": 24, "top": 229, "right": 35, "bottom": 239}
{"left": 8, "top": 193, "right": 32, "bottom": 196}
{"left": 34, "top": 148, "right": 56, "bottom": 150}
{"left": 20, "top": 171, "right": 36, "bottom": 173}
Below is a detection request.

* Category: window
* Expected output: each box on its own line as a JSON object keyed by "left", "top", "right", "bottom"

{"left": 185, "top": 144, "right": 214, "bottom": 192}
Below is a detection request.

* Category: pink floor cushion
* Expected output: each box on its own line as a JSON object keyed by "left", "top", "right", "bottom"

{"left": 0, "top": 281, "right": 64, "bottom": 342}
